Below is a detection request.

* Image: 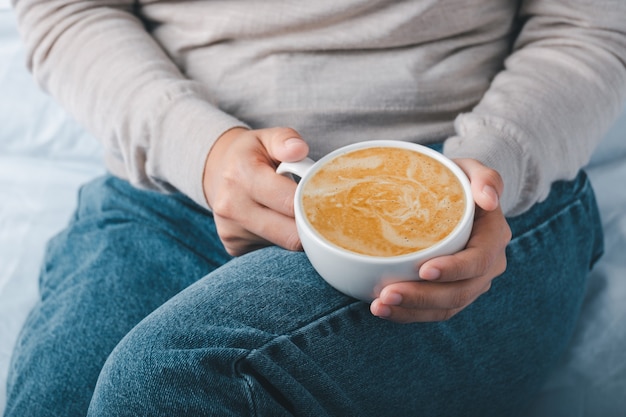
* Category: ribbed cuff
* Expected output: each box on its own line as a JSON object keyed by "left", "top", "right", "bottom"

{"left": 443, "top": 113, "right": 533, "bottom": 216}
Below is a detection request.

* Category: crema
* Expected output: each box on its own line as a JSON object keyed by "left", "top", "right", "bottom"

{"left": 301, "top": 147, "right": 466, "bottom": 257}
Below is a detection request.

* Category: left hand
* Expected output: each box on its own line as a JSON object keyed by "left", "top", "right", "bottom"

{"left": 203, "top": 127, "right": 309, "bottom": 256}
{"left": 370, "top": 158, "right": 512, "bottom": 323}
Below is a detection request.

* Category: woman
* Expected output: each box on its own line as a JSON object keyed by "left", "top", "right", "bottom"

{"left": 5, "top": 0, "right": 624, "bottom": 415}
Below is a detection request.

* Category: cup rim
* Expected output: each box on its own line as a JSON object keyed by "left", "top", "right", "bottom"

{"left": 294, "top": 140, "right": 474, "bottom": 263}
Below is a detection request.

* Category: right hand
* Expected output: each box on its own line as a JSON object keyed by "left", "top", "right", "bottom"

{"left": 370, "top": 158, "right": 510, "bottom": 323}
{"left": 203, "top": 127, "right": 310, "bottom": 256}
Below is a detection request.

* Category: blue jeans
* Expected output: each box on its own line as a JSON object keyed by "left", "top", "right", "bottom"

{"left": 4, "top": 170, "right": 603, "bottom": 417}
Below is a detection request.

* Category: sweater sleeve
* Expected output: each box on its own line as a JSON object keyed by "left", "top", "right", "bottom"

{"left": 12, "top": 0, "right": 247, "bottom": 209}
{"left": 443, "top": 0, "right": 626, "bottom": 216}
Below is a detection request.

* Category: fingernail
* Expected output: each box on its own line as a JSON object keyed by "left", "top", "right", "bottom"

{"left": 420, "top": 267, "right": 441, "bottom": 280}
{"left": 285, "top": 138, "right": 302, "bottom": 148}
{"left": 373, "top": 303, "right": 392, "bottom": 318}
{"left": 381, "top": 291, "right": 402, "bottom": 306}
{"left": 482, "top": 185, "right": 499, "bottom": 204}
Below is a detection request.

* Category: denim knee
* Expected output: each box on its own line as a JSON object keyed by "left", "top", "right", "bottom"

{"left": 88, "top": 326, "right": 258, "bottom": 417}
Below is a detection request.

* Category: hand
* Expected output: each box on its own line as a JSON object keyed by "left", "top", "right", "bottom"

{"left": 203, "top": 127, "right": 309, "bottom": 256}
{"left": 370, "top": 158, "right": 512, "bottom": 323}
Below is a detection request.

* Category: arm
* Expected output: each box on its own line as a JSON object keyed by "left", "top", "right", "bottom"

{"left": 375, "top": 0, "right": 626, "bottom": 322}
{"left": 444, "top": 0, "right": 626, "bottom": 216}
{"left": 13, "top": 0, "right": 311, "bottom": 255}
{"left": 12, "top": 0, "right": 246, "bottom": 208}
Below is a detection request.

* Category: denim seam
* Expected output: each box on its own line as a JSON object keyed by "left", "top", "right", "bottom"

{"left": 239, "top": 364, "right": 260, "bottom": 417}
{"left": 253, "top": 300, "right": 363, "bottom": 349}
{"left": 235, "top": 299, "right": 362, "bottom": 416}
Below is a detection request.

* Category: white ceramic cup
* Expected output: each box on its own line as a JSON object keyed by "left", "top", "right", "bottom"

{"left": 277, "top": 140, "right": 474, "bottom": 301}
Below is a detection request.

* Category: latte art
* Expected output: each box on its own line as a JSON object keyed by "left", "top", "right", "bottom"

{"left": 301, "top": 147, "right": 466, "bottom": 257}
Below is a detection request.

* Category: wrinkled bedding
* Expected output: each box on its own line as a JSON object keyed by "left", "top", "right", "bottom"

{"left": 1, "top": 6, "right": 625, "bottom": 416}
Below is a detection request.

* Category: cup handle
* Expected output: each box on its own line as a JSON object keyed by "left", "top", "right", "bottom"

{"left": 276, "top": 158, "right": 316, "bottom": 179}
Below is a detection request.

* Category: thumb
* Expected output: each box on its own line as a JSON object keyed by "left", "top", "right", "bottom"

{"left": 453, "top": 158, "right": 503, "bottom": 212}
{"left": 261, "top": 127, "right": 309, "bottom": 163}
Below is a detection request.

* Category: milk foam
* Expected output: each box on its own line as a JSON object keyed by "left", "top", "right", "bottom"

{"left": 302, "top": 147, "right": 465, "bottom": 257}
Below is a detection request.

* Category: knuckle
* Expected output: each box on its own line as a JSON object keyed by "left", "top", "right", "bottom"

{"left": 484, "top": 167, "right": 504, "bottom": 191}
{"left": 217, "top": 229, "right": 239, "bottom": 247}
{"left": 440, "top": 308, "right": 460, "bottom": 322}
{"left": 224, "top": 245, "right": 243, "bottom": 257}
{"left": 283, "top": 232, "right": 302, "bottom": 252}
{"left": 472, "top": 254, "right": 491, "bottom": 277}
{"left": 497, "top": 256, "right": 507, "bottom": 275}
{"left": 219, "top": 232, "right": 251, "bottom": 257}
{"left": 481, "top": 281, "right": 493, "bottom": 295}
{"left": 210, "top": 183, "right": 244, "bottom": 218}
{"left": 279, "top": 193, "right": 295, "bottom": 215}
{"left": 220, "top": 237, "right": 241, "bottom": 256}
{"left": 406, "top": 289, "right": 429, "bottom": 309}
{"left": 274, "top": 126, "right": 300, "bottom": 139}
{"left": 451, "top": 288, "right": 475, "bottom": 309}
{"left": 503, "top": 223, "right": 513, "bottom": 244}
{"left": 214, "top": 221, "right": 247, "bottom": 256}
{"left": 210, "top": 197, "right": 236, "bottom": 218}
{"left": 220, "top": 164, "right": 241, "bottom": 183}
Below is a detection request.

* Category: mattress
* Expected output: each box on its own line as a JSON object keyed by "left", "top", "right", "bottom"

{"left": 1, "top": 7, "right": 625, "bottom": 416}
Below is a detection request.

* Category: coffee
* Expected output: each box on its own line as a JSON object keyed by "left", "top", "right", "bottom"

{"left": 301, "top": 147, "right": 466, "bottom": 257}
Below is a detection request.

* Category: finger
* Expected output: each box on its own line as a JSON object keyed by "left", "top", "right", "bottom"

{"left": 216, "top": 208, "right": 302, "bottom": 256}
{"left": 210, "top": 175, "right": 302, "bottom": 253}
{"left": 371, "top": 277, "right": 492, "bottom": 323}
{"left": 248, "top": 206, "right": 302, "bottom": 251}
{"left": 213, "top": 211, "right": 270, "bottom": 256}
{"left": 420, "top": 247, "right": 508, "bottom": 284}
{"left": 237, "top": 128, "right": 308, "bottom": 216}
{"left": 233, "top": 202, "right": 302, "bottom": 252}
{"left": 246, "top": 162, "right": 300, "bottom": 217}
{"left": 214, "top": 194, "right": 302, "bottom": 253}
{"left": 216, "top": 228, "right": 271, "bottom": 256}
{"left": 419, "top": 207, "right": 510, "bottom": 282}
{"left": 453, "top": 158, "right": 503, "bottom": 212}
{"left": 377, "top": 278, "right": 492, "bottom": 312}
{"left": 370, "top": 298, "right": 465, "bottom": 323}
{"left": 257, "top": 127, "right": 310, "bottom": 164}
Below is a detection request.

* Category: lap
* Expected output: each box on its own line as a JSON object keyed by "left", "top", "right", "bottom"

{"left": 89, "top": 171, "right": 603, "bottom": 416}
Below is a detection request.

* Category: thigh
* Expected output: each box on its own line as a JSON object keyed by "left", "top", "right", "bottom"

{"left": 4, "top": 175, "right": 230, "bottom": 417}
{"left": 89, "top": 171, "right": 603, "bottom": 417}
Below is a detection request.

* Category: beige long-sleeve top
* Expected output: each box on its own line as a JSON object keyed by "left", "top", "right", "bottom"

{"left": 11, "top": 0, "right": 626, "bottom": 216}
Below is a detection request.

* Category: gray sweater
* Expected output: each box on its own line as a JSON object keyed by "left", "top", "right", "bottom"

{"left": 12, "top": 0, "right": 626, "bottom": 216}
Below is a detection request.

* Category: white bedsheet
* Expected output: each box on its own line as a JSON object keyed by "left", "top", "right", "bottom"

{"left": 0, "top": 9, "right": 105, "bottom": 413}
{"left": 1, "top": 7, "right": 625, "bottom": 416}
